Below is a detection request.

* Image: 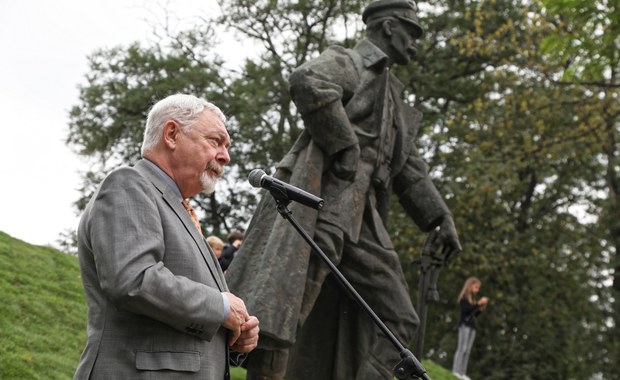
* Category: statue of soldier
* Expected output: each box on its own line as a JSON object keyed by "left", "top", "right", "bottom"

{"left": 226, "top": 1, "right": 462, "bottom": 379}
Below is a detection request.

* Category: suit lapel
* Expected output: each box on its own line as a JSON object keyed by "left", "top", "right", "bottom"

{"left": 134, "top": 160, "right": 227, "bottom": 291}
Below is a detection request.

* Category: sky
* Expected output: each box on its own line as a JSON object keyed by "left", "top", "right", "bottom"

{"left": 0, "top": 0, "right": 244, "bottom": 248}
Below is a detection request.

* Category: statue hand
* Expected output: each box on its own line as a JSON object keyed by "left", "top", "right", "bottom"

{"left": 333, "top": 144, "right": 360, "bottom": 181}
{"left": 437, "top": 215, "right": 462, "bottom": 263}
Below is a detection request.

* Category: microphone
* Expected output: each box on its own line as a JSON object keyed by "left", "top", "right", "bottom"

{"left": 248, "top": 169, "right": 324, "bottom": 210}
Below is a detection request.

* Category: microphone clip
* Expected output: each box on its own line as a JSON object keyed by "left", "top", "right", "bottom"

{"left": 267, "top": 181, "right": 293, "bottom": 207}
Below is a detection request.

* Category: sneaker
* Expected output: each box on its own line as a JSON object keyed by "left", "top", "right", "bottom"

{"left": 463, "top": 376, "right": 472, "bottom": 380}
{"left": 452, "top": 373, "right": 465, "bottom": 379}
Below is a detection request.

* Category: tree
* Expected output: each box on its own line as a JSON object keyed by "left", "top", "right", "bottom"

{"left": 390, "top": 0, "right": 611, "bottom": 378}
{"left": 539, "top": 1, "right": 620, "bottom": 377}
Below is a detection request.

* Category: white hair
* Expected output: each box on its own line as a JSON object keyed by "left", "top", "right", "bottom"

{"left": 140, "top": 93, "right": 226, "bottom": 156}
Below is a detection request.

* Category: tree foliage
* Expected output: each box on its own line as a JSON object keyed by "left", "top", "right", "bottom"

{"left": 66, "top": 0, "right": 616, "bottom": 378}
{"left": 390, "top": 0, "right": 614, "bottom": 378}
{"left": 538, "top": 1, "right": 620, "bottom": 377}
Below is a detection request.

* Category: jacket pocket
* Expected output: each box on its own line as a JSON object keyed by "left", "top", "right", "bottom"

{"left": 135, "top": 350, "right": 200, "bottom": 372}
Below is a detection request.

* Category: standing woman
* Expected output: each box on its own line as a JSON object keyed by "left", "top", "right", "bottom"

{"left": 452, "top": 277, "right": 489, "bottom": 380}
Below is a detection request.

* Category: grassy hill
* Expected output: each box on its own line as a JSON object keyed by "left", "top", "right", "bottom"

{"left": 0, "top": 231, "right": 86, "bottom": 379}
{"left": 0, "top": 231, "right": 457, "bottom": 380}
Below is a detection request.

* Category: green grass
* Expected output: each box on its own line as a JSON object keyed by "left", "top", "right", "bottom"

{"left": 230, "top": 360, "right": 456, "bottom": 380}
{"left": 231, "top": 361, "right": 457, "bottom": 379}
{"left": 0, "top": 231, "right": 458, "bottom": 380}
{"left": 0, "top": 231, "right": 86, "bottom": 379}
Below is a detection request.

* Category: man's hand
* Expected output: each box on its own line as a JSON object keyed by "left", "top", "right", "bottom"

{"left": 333, "top": 144, "right": 360, "bottom": 181}
{"left": 222, "top": 292, "right": 249, "bottom": 346}
{"left": 231, "top": 316, "right": 260, "bottom": 353}
{"left": 437, "top": 215, "right": 462, "bottom": 263}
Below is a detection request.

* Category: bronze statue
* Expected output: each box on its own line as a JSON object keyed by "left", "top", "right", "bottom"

{"left": 226, "top": 1, "right": 462, "bottom": 378}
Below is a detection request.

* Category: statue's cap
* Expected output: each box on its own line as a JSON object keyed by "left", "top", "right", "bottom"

{"left": 362, "top": 0, "right": 424, "bottom": 38}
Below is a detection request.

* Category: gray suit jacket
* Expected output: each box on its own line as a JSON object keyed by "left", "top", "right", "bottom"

{"left": 74, "top": 159, "right": 230, "bottom": 379}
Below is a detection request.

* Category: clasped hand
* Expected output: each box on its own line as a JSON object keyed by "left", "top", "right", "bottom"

{"left": 222, "top": 292, "right": 260, "bottom": 353}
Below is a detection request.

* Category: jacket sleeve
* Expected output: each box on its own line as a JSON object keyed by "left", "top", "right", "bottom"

{"left": 393, "top": 152, "right": 451, "bottom": 232}
{"left": 288, "top": 46, "right": 360, "bottom": 156}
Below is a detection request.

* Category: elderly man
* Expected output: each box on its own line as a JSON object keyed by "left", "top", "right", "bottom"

{"left": 74, "top": 94, "right": 259, "bottom": 379}
{"left": 227, "top": 1, "right": 461, "bottom": 379}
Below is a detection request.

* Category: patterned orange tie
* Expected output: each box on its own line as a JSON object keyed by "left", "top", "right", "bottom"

{"left": 182, "top": 199, "right": 203, "bottom": 237}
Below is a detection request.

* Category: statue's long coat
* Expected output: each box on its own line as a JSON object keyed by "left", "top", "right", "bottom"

{"left": 227, "top": 38, "right": 450, "bottom": 357}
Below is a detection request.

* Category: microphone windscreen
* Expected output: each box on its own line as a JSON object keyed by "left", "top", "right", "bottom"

{"left": 248, "top": 169, "right": 266, "bottom": 188}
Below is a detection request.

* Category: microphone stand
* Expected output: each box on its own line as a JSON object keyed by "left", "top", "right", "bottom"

{"left": 270, "top": 193, "right": 431, "bottom": 380}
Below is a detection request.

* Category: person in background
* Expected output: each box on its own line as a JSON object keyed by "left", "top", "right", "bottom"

{"left": 207, "top": 235, "right": 226, "bottom": 260}
{"left": 219, "top": 231, "right": 244, "bottom": 272}
{"left": 452, "top": 277, "right": 489, "bottom": 380}
{"left": 74, "top": 93, "right": 259, "bottom": 380}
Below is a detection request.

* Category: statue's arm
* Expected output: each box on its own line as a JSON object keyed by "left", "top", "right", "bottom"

{"left": 394, "top": 153, "right": 463, "bottom": 256}
{"left": 288, "top": 46, "right": 360, "bottom": 156}
{"left": 393, "top": 153, "right": 451, "bottom": 232}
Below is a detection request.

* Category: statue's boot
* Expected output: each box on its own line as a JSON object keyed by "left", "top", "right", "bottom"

{"left": 245, "top": 348, "right": 289, "bottom": 380}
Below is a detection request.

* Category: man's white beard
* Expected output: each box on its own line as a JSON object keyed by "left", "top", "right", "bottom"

{"left": 201, "top": 161, "right": 223, "bottom": 194}
{"left": 201, "top": 172, "right": 217, "bottom": 194}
